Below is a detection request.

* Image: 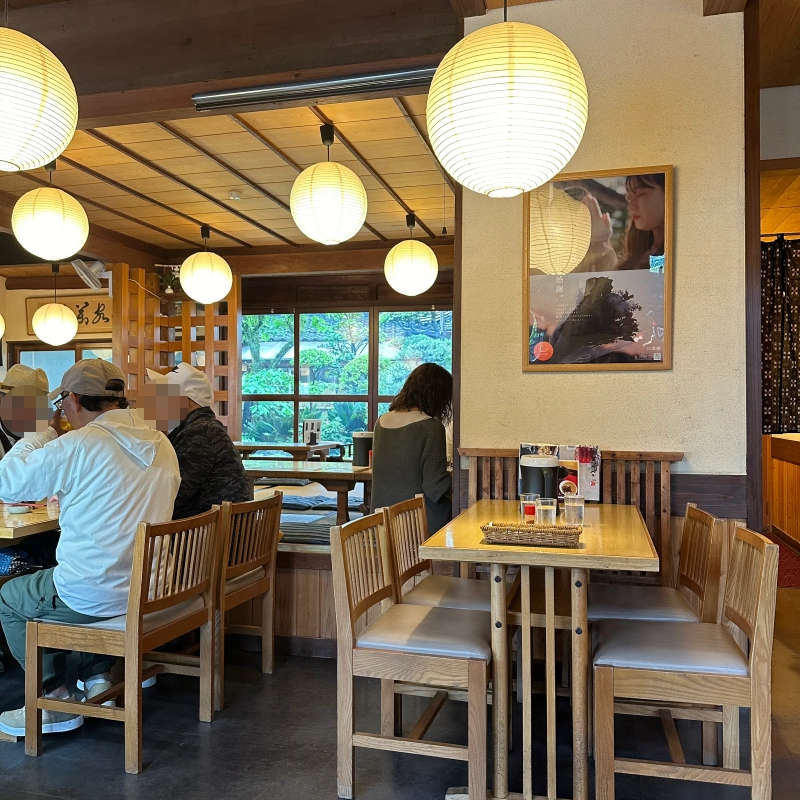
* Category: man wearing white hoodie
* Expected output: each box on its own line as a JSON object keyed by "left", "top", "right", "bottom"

{"left": 0, "top": 360, "right": 180, "bottom": 737}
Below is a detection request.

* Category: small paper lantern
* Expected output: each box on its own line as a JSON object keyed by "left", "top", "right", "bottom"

{"left": 180, "top": 251, "right": 232, "bottom": 305}
{"left": 0, "top": 27, "right": 78, "bottom": 172}
{"left": 427, "top": 22, "right": 588, "bottom": 198}
{"left": 290, "top": 161, "right": 368, "bottom": 245}
{"left": 529, "top": 185, "right": 591, "bottom": 275}
{"left": 32, "top": 303, "right": 78, "bottom": 346}
{"left": 384, "top": 240, "right": 439, "bottom": 297}
{"left": 12, "top": 187, "right": 89, "bottom": 261}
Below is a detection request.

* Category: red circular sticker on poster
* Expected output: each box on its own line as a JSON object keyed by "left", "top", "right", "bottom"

{"left": 533, "top": 342, "right": 553, "bottom": 362}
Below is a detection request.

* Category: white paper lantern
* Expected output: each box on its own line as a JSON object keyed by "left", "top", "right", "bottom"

{"left": 529, "top": 185, "right": 591, "bottom": 275}
{"left": 0, "top": 313, "right": 5, "bottom": 340}
{"left": 32, "top": 303, "right": 78, "bottom": 346}
{"left": 180, "top": 251, "right": 233, "bottom": 305}
{"left": 384, "top": 240, "right": 439, "bottom": 297}
{"left": 290, "top": 161, "right": 368, "bottom": 245}
{"left": 12, "top": 187, "right": 89, "bottom": 261}
{"left": 427, "top": 22, "right": 588, "bottom": 198}
{"left": 0, "top": 27, "right": 78, "bottom": 172}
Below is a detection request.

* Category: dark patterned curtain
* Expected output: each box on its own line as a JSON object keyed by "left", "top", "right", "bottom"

{"left": 762, "top": 236, "right": 800, "bottom": 433}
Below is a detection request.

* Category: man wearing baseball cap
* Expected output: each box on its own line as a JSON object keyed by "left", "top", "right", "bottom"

{"left": 144, "top": 362, "right": 250, "bottom": 520}
{"left": 0, "top": 359, "right": 180, "bottom": 737}
{"left": 0, "top": 365, "right": 49, "bottom": 456}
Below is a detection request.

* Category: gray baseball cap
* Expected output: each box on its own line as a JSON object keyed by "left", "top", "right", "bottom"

{"left": 49, "top": 359, "right": 126, "bottom": 401}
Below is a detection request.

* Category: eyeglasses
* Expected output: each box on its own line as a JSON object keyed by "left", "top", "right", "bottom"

{"left": 53, "top": 391, "right": 69, "bottom": 410}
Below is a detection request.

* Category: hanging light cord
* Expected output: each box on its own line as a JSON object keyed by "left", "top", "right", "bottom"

{"left": 504, "top": 0, "right": 508, "bottom": 22}
{"left": 3, "top": 0, "right": 8, "bottom": 29}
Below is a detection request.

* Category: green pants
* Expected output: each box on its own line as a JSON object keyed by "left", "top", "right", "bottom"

{"left": 0, "top": 569, "right": 116, "bottom": 693}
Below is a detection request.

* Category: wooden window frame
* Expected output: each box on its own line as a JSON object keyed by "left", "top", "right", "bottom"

{"left": 7, "top": 340, "right": 113, "bottom": 367}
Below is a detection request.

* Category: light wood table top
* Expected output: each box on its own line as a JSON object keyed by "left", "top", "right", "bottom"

{"left": 0, "top": 506, "right": 60, "bottom": 541}
{"left": 242, "top": 459, "right": 371, "bottom": 482}
{"left": 419, "top": 500, "right": 658, "bottom": 572}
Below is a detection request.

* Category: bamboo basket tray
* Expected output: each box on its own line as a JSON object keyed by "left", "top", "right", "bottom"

{"left": 480, "top": 521, "right": 582, "bottom": 548}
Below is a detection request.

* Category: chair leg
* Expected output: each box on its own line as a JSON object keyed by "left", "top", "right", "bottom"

{"left": 750, "top": 678, "right": 772, "bottom": 800}
{"left": 467, "top": 659, "right": 488, "bottom": 800}
{"left": 24, "top": 622, "right": 42, "bottom": 756}
{"left": 262, "top": 587, "right": 275, "bottom": 674}
{"left": 337, "top": 650, "right": 354, "bottom": 800}
{"left": 594, "top": 666, "right": 615, "bottom": 800}
{"left": 199, "top": 619, "right": 215, "bottom": 723}
{"left": 214, "top": 608, "right": 224, "bottom": 713}
{"left": 722, "top": 705, "right": 740, "bottom": 769}
{"left": 380, "top": 679, "right": 396, "bottom": 736}
{"left": 702, "top": 721, "right": 719, "bottom": 766}
{"left": 124, "top": 652, "right": 143, "bottom": 774}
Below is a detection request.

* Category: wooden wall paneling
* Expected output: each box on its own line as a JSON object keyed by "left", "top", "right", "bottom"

{"left": 294, "top": 568, "right": 321, "bottom": 639}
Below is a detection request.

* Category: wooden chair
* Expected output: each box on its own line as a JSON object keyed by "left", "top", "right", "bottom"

{"left": 145, "top": 493, "right": 282, "bottom": 712}
{"left": 25, "top": 508, "right": 221, "bottom": 774}
{"left": 383, "top": 494, "right": 490, "bottom": 611}
{"left": 593, "top": 524, "right": 778, "bottom": 799}
{"left": 332, "top": 511, "right": 491, "bottom": 800}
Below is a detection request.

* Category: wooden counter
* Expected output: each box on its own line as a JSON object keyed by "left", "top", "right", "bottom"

{"left": 763, "top": 433, "right": 800, "bottom": 545}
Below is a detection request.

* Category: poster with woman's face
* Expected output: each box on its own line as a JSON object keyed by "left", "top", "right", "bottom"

{"left": 523, "top": 167, "right": 672, "bottom": 371}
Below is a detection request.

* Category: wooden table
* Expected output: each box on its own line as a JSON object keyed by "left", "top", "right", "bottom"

{"left": 0, "top": 506, "right": 60, "bottom": 542}
{"left": 242, "top": 460, "right": 372, "bottom": 525}
{"left": 235, "top": 441, "right": 344, "bottom": 461}
{"left": 419, "top": 500, "right": 658, "bottom": 800}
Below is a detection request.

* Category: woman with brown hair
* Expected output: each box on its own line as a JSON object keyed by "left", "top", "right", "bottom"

{"left": 371, "top": 363, "right": 452, "bottom": 534}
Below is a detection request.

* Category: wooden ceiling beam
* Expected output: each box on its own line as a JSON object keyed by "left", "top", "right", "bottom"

{"left": 703, "top": 0, "right": 747, "bottom": 14}
{"left": 224, "top": 116, "right": 388, "bottom": 242}
{"left": 310, "top": 106, "right": 438, "bottom": 238}
{"left": 84, "top": 129, "right": 295, "bottom": 246}
{"left": 58, "top": 154, "right": 251, "bottom": 248}
{"left": 450, "top": 0, "right": 486, "bottom": 18}
{"left": 393, "top": 97, "right": 455, "bottom": 193}
{"left": 5, "top": 276, "right": 89, "bottom": 291}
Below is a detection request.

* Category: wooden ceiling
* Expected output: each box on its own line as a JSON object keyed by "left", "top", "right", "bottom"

{"left": 0, "top": 95, "right": 453, "bottom": 257}
{"left": 761, "top": 0, "right": 800, "bottom": 88}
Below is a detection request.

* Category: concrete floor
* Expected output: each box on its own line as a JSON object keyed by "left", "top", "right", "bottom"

{"left": 0, "top": 589, "right": 797, "bottom": 800}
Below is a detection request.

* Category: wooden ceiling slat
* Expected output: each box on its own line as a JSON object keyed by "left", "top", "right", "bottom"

{"left": 316, "top": 98, "right": 406, "bottom": 124}
{"left": 85, "top": 129, "right": 296, "bottom": 245}
{"left": 237, "top": 107, "right": 321, "bottom": 131}
{"left": 761, "top": 0, "right": 800, "bottom": 88}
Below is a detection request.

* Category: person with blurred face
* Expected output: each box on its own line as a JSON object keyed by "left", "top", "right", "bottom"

{"left": 144, "top": 363, "right": 251, "bottom": 520}
{"left": 0, "top": 359, "right": 180, "bottom": 737}
{"left": 0, "top": 365, "right": 49, "bottom": 456}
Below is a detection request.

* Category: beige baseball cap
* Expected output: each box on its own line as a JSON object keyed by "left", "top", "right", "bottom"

{"left": 49, "top": 359, "right": 126, "bottom": 400}
{"left": 146, "top": 362, "right": 213, "bottom": 408}
{"left": 0, "top": 364, "right": 49, "bottom": 393}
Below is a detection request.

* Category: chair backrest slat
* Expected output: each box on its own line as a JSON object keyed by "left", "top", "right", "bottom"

{"left": 331, "top": 511, "right": 395, "bottom": 638}
{"left": 383, "top": 495, "right": 431, "bottom": 593}
{"left": 223, "top": 492, "right": 282, "bottom": 582}
{"left": 675, "top": 502, "right": 723, "bottom": 623}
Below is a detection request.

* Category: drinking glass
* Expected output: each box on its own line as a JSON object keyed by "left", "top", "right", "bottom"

{"left": 564, "top": 495, "right": 585, "bottom": 526}
{"left": 536, "top": 498, "right": 557, "bottom": 526}
{"left": 519, "top": 493, "right": 539, "bottom": 523}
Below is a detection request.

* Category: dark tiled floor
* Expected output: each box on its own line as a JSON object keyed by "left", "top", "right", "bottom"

{"left": 0, "top": 590, "right": 798, "bottom": 800}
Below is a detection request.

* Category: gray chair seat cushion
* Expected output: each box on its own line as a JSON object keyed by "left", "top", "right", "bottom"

{"left": 226, "top": 567, "right": 266, "bottom": 596}
{"left": 593, "top": 620, "right": 749, "bottom": 676}
{"left": 356, "top": 604, "right": 492, "bottom": 661}
{"left": 402, "top": 575, "right": 492, "bottom": 612}
{"left": 588, "top": 584, "right": 699, "bottom": 623}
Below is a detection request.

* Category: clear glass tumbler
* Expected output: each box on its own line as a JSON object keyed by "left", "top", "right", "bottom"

{"left": 519, "top": 493, "right": 539, "bottom": 524}
{"left": 564, "top": 495, "right": 585, "bottom": 526}
{"left": 536, "top": 498, "right": 557, "bottom": 526}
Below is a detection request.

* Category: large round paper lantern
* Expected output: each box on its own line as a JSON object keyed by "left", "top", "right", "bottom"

{"left": 290, "top": 161, "right": 368, "bottom": 245}
{"left": 180, "top": 251, "right": 233, "bottom": 305}
{"left": 0, "top": 28, "right": 78, "bottom": 172}
{"left": 32, "top": 303, "right": 78, "bottom": 346}
{"left": 12, "top": 187, "right": 89, "bottom": 260}
{"left": 529, "top": 185, "right": 591, "bottom": 275}
{"left": 427, "top": 22, "right": 588, "bottom": 198}
{"left": 0, "top": 313, "right": 5, "bottom": 340}
{"left": 384, "top": 240, "right": 439, "bottom": 297}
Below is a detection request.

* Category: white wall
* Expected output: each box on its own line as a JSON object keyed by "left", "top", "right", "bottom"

{"left": 761, "top": 85, "right": 800, "bottom": 161}
{"left": 461, "top": 0, "right": 745, "bottom": 475}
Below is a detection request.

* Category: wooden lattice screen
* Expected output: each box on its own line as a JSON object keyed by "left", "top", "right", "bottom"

{"left": 112, "top": 264, "right": 242, "bottom": 437}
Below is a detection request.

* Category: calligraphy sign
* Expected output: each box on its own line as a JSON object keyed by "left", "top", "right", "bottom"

{"left": 25, "top": 295, "right": 112, "bottom": 336}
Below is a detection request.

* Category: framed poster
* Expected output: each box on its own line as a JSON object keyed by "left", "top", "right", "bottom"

{"left": 26, "top": 294, "right": 112, "bottom": 336}
{"left": 523, "top": 166, "right": 673, "bottom": 371}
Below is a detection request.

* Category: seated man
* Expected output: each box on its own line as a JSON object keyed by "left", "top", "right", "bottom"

{"left": 144, "top": 363, "right": 251, "bottom": 519}
{"left": 0, "top": 365, "right": 49, "bottom": 456}
{"left": 0, "top": 359, "right": 180, "bottom": 737}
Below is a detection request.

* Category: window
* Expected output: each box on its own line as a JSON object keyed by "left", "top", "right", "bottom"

{"left": 9, "top": 340, "right": 113, "bottom": 397}
{"left": 241, "top": 308, "right": 453, "bottom": 446}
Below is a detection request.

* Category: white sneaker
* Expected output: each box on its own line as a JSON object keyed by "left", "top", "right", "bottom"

{"left": 77, "top": 675, "right": 156, "bottom": 691}
{"left": 82, "top": 678, "right": 115, "bottom": 708}
{"left": 0, "top": 701, "right": 84, "bottom": 737}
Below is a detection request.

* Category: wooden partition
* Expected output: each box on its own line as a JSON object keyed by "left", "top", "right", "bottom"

{"left": 763, "top": 433, "right": 800, "bottom": 546}
{"left": 459, "top": 448, "right": 684, "bottom": 587}
{"left": 111, "top": 264, "right": 242, "bottom": 436}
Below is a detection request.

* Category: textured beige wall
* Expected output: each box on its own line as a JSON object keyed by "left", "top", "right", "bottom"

{"left": 461, "top": 0, "right": 745, "bottom": 475}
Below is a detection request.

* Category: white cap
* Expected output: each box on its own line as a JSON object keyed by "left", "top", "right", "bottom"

{"left": 146, "top": 363, "right": 214, "bottom": 408}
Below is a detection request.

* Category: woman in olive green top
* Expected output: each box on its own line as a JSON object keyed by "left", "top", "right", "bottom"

{"left": 371, "top": 363, "right": 452, "bottom": 534}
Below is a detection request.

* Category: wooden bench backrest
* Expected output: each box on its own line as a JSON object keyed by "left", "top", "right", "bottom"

{"left": 459, "top": 448, "right": 684, "bottom": 586}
